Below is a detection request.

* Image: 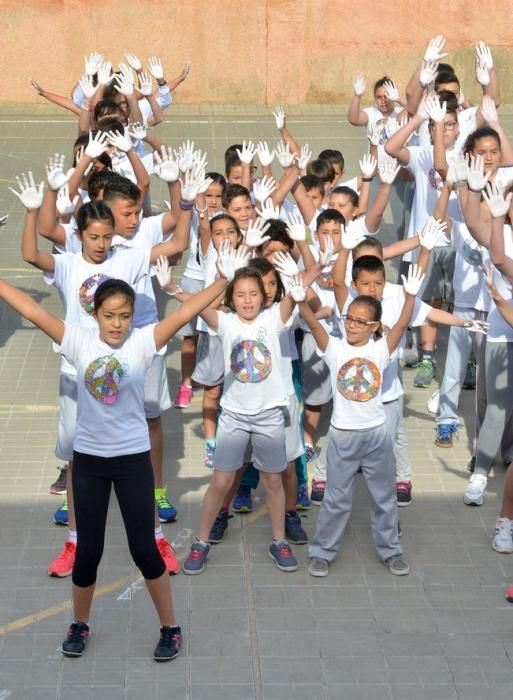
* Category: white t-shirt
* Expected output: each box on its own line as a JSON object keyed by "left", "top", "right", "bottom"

{"left": 341, "top": 283, "right": 431, "bottom": 402}
{"left": 61, "top": 324, "right": 156, "bottom": 457}
{"left": 183, "top": 210, "right": 206, "bottom": 282}
{"left": 45, "top": 248, "right": 152, "bottom": 374}
{"left": 486, "top": 224, "right": 513, "bottom": 343}
{"left": 55, "top": 221, "right": 82, "bottom": 255}
{"left": 299, "top": 245, "right": 341, "bottom": 338}
{"left": 451, "top": 221, "right": 490, "bottom": 311}
{"left": 416, "top": 106, "right": 478, "bottom": 151}
{"left": 363, "top": 106, "right": 402, "bottom": 144}
{"left": 197, "top": 243, "right": 219, "bottom": 333}
{"left": 319, "top": 335, "right": 390, "bottom": 429}
{"left": 110, "top": 150, "right": 154, "bottom": 183}
{"left": 216, "top": 305, "right": 289, "bottom": 415}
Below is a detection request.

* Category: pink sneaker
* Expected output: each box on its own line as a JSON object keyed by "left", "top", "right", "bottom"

{"left": 173, "top": 384, "right": 193, "bottom": 409}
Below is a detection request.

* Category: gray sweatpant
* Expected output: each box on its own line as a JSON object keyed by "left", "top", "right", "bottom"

{"left": 474, "top": 340, "right": 513, "bottom": 476}
{"left": 309, "top": 423, "right": 402, "bottom": 562}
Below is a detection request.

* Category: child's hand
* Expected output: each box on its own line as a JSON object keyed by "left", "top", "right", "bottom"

{"left": 78, "top": 74, "right": 97, "bottom": 101}
{"left": 383, "top": 80, "right": 400, "bottom": 102}
{"left": 425, "top": 93, "right": 446, "bottom": 123}
{"left": 483, "top": 181, "right": 512, "bottom": 218}
{"left": 137, "top": 72, "right": 153, "bottom": 97}
{"left": 175, "top": 140, "right": 195, "bottom": 173}
{"left": 289, "top": 275, "right": 307, "bottom": 302}
{"left": 463, "top": 319, "right": 489, "bottom": 334}
{"left": 418, "top": 217, "right": 447, "bottom": 251}
{"left": 216, "top": 240, "right": 250, "bottom": 280}
{"left": 85, "top": 130, "right": 110, "bottom": 159}
{"left": 106, "top": 130, "right": 132, "bottom": 153}
{"left": 480, "top": 95, "right": 498, "bottom": 124}
{"left": 467, "top": 154, "right": 491, "bottom": 192}
{"left": 273, "top": 251, "right": 299, "bottom": 278}
{"left": 154, "top": 146, "right": 179, "bottom": 183}
{"left": 236, "top": 140, "right": 256, "bottom": 165}
{"left": 97, "top": 60, "right": 113, "bottom": 86}
{"left": 297, "top": 144, "right": 312, "bottom": 170}
{"left": 378, "top": 155, "right": 401, "bottom": 184}
{"left": 255, "top": 199, "right": 280, "bottom": 221}
{"left": 114, "top": 70, "right": 135, "bottom": 97}
{"left": 476, "top": 41, "right": 493, "bottom": 71}
{"left": 453, "top": 156, "right": 468, "bottom": 187}
{"left": 155, "top": 255, "right": 173, "bottom": 289}
{"left": 128, "top": 122, "right": 147, "bottom": 141}
{"left": 353, "top": 73, "right": 366, "bottom": 96}
{"left": 181, "top": 169, "right": 213, "bottom": 202}
{"left": 273, "top": 105, "right": 285, "bottom": 130}
{"left": 275, "top": 141, "right": 295, "bottom": 168}
{"left": 256, "top": 141, "right": 274, "bottom": 167}
{"left": 45, "top": 154, "right": 73, "bottom": 191}
{"left": 476, "top": 59, "right": 491, "bottom": 87}
{"left": 319, "top": 236, "right": 334, "bottom": 267}
{"left": 56, "top": 184, "right": 80, "bottom": 216}
{"left": 9, "top": 172, "right": 44, "bottom": 210}
{"left": 341, "top": 226, "right": 365, "bottom": 251}
{"left": 253, "top": 176, "right": 276, "bottom": 204}
{"left": 359, "top": 153, "right": 377, "bottom": 179}
{"left": 124, "top": 51, "right": 142, "bottom": 72}
{"left": 367, "top": 122, "right": 381, "bottom": 147}
{"left": 148, "top": 56, "right": 164, "bottom": 81}
{"left": 244, "top": 218, "right": 271, "bottom": 247}
{"left": 401, "top": 264, "right": 425, "bottom": 296}
{"left": 84, "top": 52, "right": 104, "bottom": 76}
{"left": 285, "top": 210, "right": 306, "bottom": 242}
{"left": 424, "top": 35, "right": 447, "bottom": 63}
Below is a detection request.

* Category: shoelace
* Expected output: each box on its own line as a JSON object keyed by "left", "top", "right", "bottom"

{"left": 157, "top": 494, "right": 172, "bottom": 509}
{"left": 438, "top": 424, "right": 456, "bottom": 439}
{"left": 276, "top": 545, "right": 293, "bottom": 558}
{"left": 58, "top": 542, "right": 76, "bottom": 561}
{"left": 159, "top": 627, "right": 182, "bottom": 648}
{"left": 67, "top": 624, "right": 88, "bottom": 643}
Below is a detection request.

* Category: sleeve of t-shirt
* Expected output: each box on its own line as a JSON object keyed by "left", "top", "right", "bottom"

{"left": 113, "top": 248, "right": 152, "bottom": 283}
{"left": 60, "top": 323, "right": 83, "bottom": 366}
{"left": 157, "top": 86, "right": 172, "bottom": 109}
{"left": 134, "top": 324, "right": 158, "bottom": 367}
{"left": 139, "top": 214, "right": 166, "bottom": 245}
{"left": 316, "top": 333, "right": 341, "bottom": 361}
{"left": 215, "top": 309, "right": 229, "bottom": 337}
{"left": 43, "top": 252, "right": 69, "bottom": 288}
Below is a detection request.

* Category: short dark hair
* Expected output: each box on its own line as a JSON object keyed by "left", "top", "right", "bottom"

{"left": 225, "top": 267, "right": 265, "bottom": 312}
{"left": 435, "top": 70, "right": 459, "bottom": 93}
{"left": 348, "top": 295, "right": 383, "bottom": 336}
{"left": 351, "top": 255, "right": 386, "bottom": 282}
{"left": 316, "top": 208, "right": 345, "bottom": 228}
{"left": 301, "top": 174, "right": 324, "bottom": 196}
{"left": 434, "top": 89, "right": 459, "bottom": 115}
{"left": 373, "top": 76, "right": 392, "bottom": 92}
{"left": 103, "top": 178, "right": 141, "bottom": 205}
{"left": 96, "top": 117, "right": 124, "bottom": 135}
{"left": 256, "top": 219, "right": 293, "bottom": 253}
{"left": 94, "top": 278, "right": 135, "bottom": 313}
{"left": 88, "top": 170, "right": 123, "bottom": 200}
{"left": 209, "top": 213, "right": 242, "bottom": 238}
{"left": 222, "top": 184, "right": 251, "bottom": 209}
{"left": 331, "top": 185, "right": 359, "bottom": 207}
{"left": 464, "top": 126, "right": 501, "bottom": 155}
{"left": 247, "top": 257, "right": 285, "bottom": 302}
{"left": 353, "top": 236, "right": 384, "bottom": 258}
{"left": 225, "top": 145, "right": 243, "bottom": 177}
{"left": 94, "top": 99, "right": 125, "bottom": 123}
{"left": 318, "top": 148, "right": 345, "bottom": 174}
{"left": 76, "top": 200, "right": 115, "bottom": 234}
{"left": 307, "top": 158, "right": 335, "bottom": 184}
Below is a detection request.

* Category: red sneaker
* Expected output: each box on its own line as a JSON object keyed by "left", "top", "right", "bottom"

{"left": 173, "top": 384, "right": 193, "bottom": 409}
{"left": 156, "top": 537, "right": 180, "bottom": 575}
{"left": 48, "top": 541, "right": 76, "bottom": 578}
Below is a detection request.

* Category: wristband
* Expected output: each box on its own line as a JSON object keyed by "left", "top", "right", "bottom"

{"left": 361, "top": 177, "right": 373, "bottom": 182}
{"left": 195, "top": 204, "right": 208, "bottom": 219}
{"left": 468, "top": 187, "right": 483, "bottom": 193}
{"left": 180, "top": 200, "right": 194, "bottom": 211}
{"left": 157, "top": 80, "right": 167, "bottom": 86}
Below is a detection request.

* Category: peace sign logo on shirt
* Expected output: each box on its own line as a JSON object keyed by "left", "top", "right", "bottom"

{"left": 85, "top": 355, "right": 126, "bottom": 404}
{"left": 336, "top": 357, "right": 381, "bottom": 402}
{"left": 428, "top": 167, "right": 444, "bottom": 192}
{"left": 230, "top": 340, "right": 272, "bottom": 383}
{"left": 79, "top": 273, "right": 111, "bottom": 314}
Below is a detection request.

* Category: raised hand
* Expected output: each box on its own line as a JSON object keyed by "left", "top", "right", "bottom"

{"left": 482, "top": 180, "right": 512, "bottom": 218}
{"left": 273, "top": 251, "right": 299, "bottom": 277}
{"left": 137, "top": 71, "right": 153, "bottom": 96}
{"left": 56, "top": 184, "right": 80, "bottom": 216}
{"left": 255, "top": 198, "right": 280, "bottom": 221}
{"left": 114, "top": 66, "right": 134, "bottom": 96}
{"left": 97, "top": 60, "right": 113, "bottom": 86}
{"left": 244, "top": 218, "right": 271, "bottom": 247}
{"left": 181, "top": 169, "right": 213, "bottom": 201}
{"left": 45, "top": 153, "right": 73, "bottom": 191}
{"left": 85, "top": 130, "right": 110, "bottom": 159}
{"left": 78, "top": 74, "right": 97, "bottom": 101}
{"left": 216, "top": 239, "right": 250, "bottom": 280}
{"left": 475, "top": 59, "right": 490, "bottom": 87}
{"left": 418, "top": 217, "right": 447, "bottom": 250}
{"left": 176, "top": 140, "right": 195, "bottom": 173}
{"left": 236, "top": 140, "right": 256, "bottom": 165}
{"left": 124, "top": 51, "right": 142, "bottom": 72}
{"left": 383, "top": 80, "right": 400, "bottom": 102}
{"left": 128, "top": 121, "right": 147, "bottom": 141}
{"left": 29, "top": 78, "right": 43, "bottom": 95}
{"left": 353, "top": 72, "right": 366, "bottom": 96}
{"left": 359, "top": 153, "right": 377, "bottom": 179}
{"left": 285, "top": 210, "right": 307, "bottom": 242}
{"left": 155, "top": 255, "right": 173, "bottom": 289}
{"left": 253, "top": 176, "right": 276, "bottom": 203}
{"left": 289, "top": 275, "right": 307, "bottom": 302}
{"left": 420, "top": 60, "right": 438, "bottom": 88}
{"left": 378, "top": 155, "right": 401, "bottom": 184}
{"left": 424, "top": 35, "right": 447, "bottom": 63}
{"left": 275, "top": 141, "right": 295, "bottom": 168}
{"left": 106, "top": 130, "right": 132, "bottom": 153}
{"left": 342, "top": 226, "right": 366, "bottom": 251}
{"left": 480, "top": 95, "right": 498, "bottom": 124}
{"left": 256, "top": 141, "right": 274, "bottom": 167}
{"left": 84, "top": 52, "right": 103, "bottom": 76}
{"left": 297, "top": 144, "right": 312, "bottom": 170}
{"left": 9, "top": 171, "right": 44, "bottom": 210}
{"left": 181, "top": 63, "right": 191, "bottom": 80}
{"left": 425, "top": 93, "right": 446, "bottom": 123}
{"left": 467, "top": 154, "right": 491, "bottom": 191}
{"left": 476, "top": 41, "right": 493, "bottom": 71}
{"left": 401, "top": 264, "right": 425, "bottom": 296}
{"left": 148, "top": 56, "right": 164, "bottom": 80}
{"left": 367, "top": 122, "right": 381, "bottom": 147}
{"left": 319, "top": 235, "right": 335, "bottom": 267}
{"left": 273, "top": 105, "right": 285, "bottom": 130}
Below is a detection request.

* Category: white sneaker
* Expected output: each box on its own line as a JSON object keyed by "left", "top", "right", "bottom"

{"left": 427, "top": 389, "right": 440, "bottom": 415}
{"left": 492, "top": 517, "right": 513, "bottom": 553}
{"left": 463, "top": 474, "right": 487, "bottom": 506}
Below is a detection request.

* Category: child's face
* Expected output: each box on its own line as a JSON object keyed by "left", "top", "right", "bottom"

{"left": 352, "top": 270, "right": 386, "bottom": 300}
{"left": 260, "top": 239, "right": 290, "bottom": 263}
{"left": 205, "top": 182, "right": 224, "bottom": 215}
{"left": 343, "top": 301, "right": 379, "bottom": 346}
{"left": 315, "top": 220, "right": 342, "bottom": 253}
{"left": 79, "top": 220, "right": 114, "bottom": 264}
{"left": 472, "top": 136, "right": 502, "bottom": 174}
{"left": 328, "top": 193, "right": 357, "bottom": 221}
{"left": 261, "top": 270, "right": 279, "bottom": 308}
{"left": 374, "top": 86, "right": 393, "bottom": 115}
{"left": 352, "top": 245, "right": 383, "bottom": 263}
{"left": 94, "top": 293, "right": 133, "bottom": 346}
{"left": 305, "top": 187, "right": 323, "bottom": 210}
{"left": 227, "top": 165, "right": 243, "bottom": 185}
{"left": 430, "top": 112, "right": 459, "bottom": 150}
{"left": 211, "top": 218, "right": 240, "bottom": 250}
{"left": 107, "top": 197, "right": 142, "bottom": 238}
{"left": 331, "top": 163, "right": 344, "bottom": 182}
{"left": 232, "top": 277, "right": 263, "bottom": 322}
{"left": 226, "top": 195, "right": 253, "bottom": 230}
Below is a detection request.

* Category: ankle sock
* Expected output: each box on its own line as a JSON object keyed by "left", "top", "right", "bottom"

{"left": 68, "top": 530, "right": 77, "bottom": 543}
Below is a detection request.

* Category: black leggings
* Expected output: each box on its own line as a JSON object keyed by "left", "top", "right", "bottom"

{"left": 72, "top": 450, "right": 165, "bottom": 588}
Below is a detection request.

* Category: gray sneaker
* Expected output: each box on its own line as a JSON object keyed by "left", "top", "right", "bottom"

{"left": 308, "top": 557, "right": 329, "bottom": 577}
{"left": 385, "top": 556, "right": 410, "bottom": 576}
{"left": 183, "top": 541, "right": 210, "bottom": 575}
{"left": 268, "top": 540, "right": 298, "bottom": 572}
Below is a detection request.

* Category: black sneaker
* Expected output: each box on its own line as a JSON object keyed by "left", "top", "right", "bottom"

{"left": 285, "top": 511, "right": 308, "bottom": 544}
{"left": 208, "top": 510, "right": 230, "bottom": 544}
{"left": 310, "top": 479, "right": 325, "bottom": 505}
{"left": 154, "top": 625, "right": 182, "bottom": 662}
{"left": 62, "top": 622, "right": 89, "bottom": 657}
{"left": 49, "top": 466, "right": 67, "bottom": 495}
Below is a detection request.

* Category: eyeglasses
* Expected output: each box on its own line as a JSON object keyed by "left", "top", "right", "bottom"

{"left": 341, "top": 314, "right": 378, "bottom": 329}
{"left": 443, "top": 121, "right": 458, "bottom": 131}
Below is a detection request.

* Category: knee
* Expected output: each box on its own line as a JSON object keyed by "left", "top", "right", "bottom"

{"left": 211, "top": 470, "right": 236, "bottom": 493}
{"left": 261, "top": 472, "right": 283, "bottom": 493}
{"left": 131, "top": 541, "right": 165, "bottom": 580}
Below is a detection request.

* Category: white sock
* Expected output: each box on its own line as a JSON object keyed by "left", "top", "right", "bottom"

{"left": 68, "top": 530, "right": 77, "bottom": 543}
{"left": 155, "top": 526, "right": 164, "bottom": 540}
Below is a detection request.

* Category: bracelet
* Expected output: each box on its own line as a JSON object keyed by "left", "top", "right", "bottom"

{"left": 157, "top": 80, "right": 167, "bottom": 86}
{"left": 195, "top": 204, "right": 208, "bottom": 219}
{"left": 361, "top": 177, "right": 373, "bottom": 182}
{"left": 180, "top": 200, "right": 194, "bottom": 211}
{"left": 165, "top": 286, "right": 183, "bottom": 298}
{"left": 468, "top": 187, "right": 482, "bottom": 193}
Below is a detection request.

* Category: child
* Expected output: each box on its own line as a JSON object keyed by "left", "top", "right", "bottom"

{"left": 299, "top": 265, "right": 426, "bottom": 577}
{"left": 0, "top": 264, "right": 230, "bottom": 660}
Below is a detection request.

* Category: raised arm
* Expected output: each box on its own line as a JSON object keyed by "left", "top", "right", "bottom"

{"left": 386, "top": 266, "right": 424, "bottom": 354}
{"left": 461, "top": 155, "right": 492, "bottom": 246}
{"left": 364, "top": 157, "right": 401, "bottom": 233}
{"left": 297, "top": 298, "right": 329, "bottom": 352}
{"left": 483, "top": 182, "right": 513, "bottom": 283}
{"left": 0, "top": 279, "right": 64, "bottom": 344}
{"left": 272, "top": 106, "right": 300, "bottom": 157}
{"left": 347, "top": 73, "right": 368, "bottom": 127}
{"left": 10, "top": 173, "right": 55, "bottom": 273}
{"left": 29, "top": 79, "right": 82, "bottom": 117}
